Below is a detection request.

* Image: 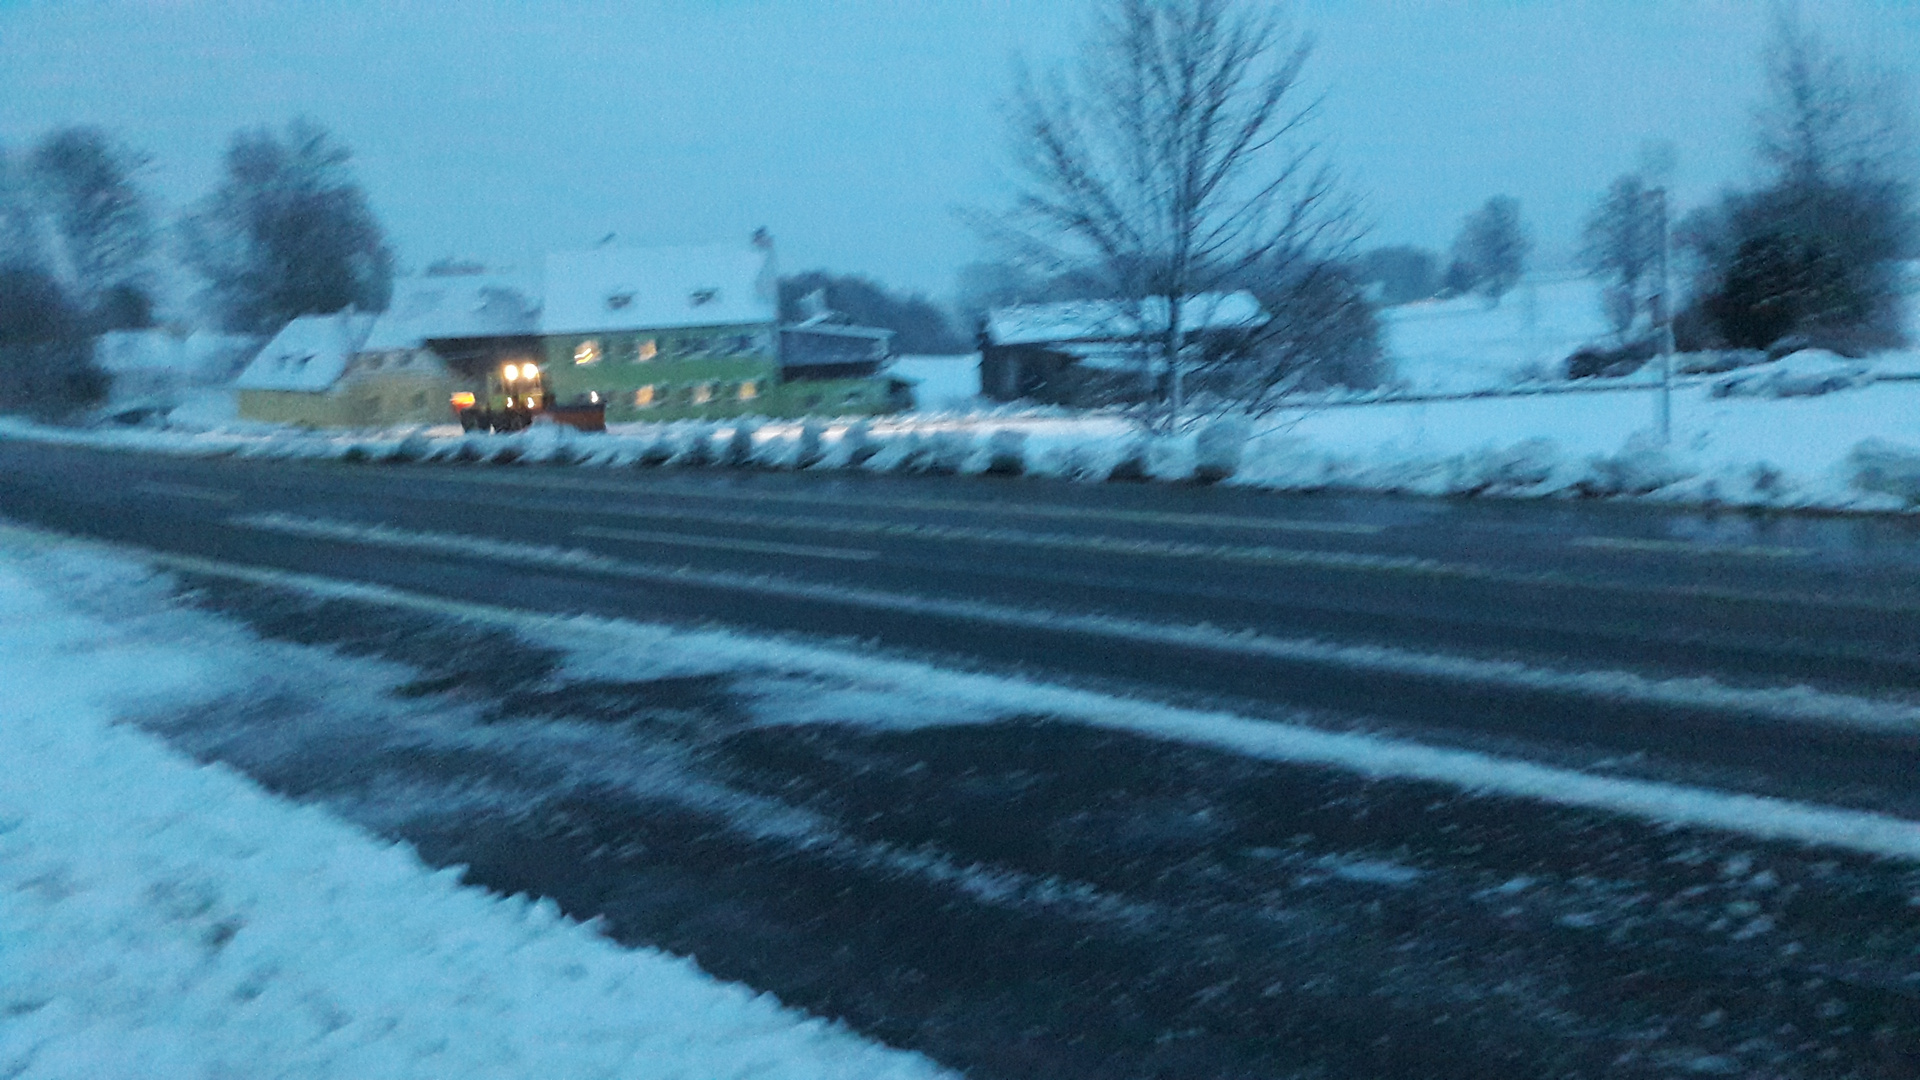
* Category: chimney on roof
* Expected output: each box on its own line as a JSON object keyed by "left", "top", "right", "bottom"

{"left": 752, "top": 228, "right": 778, "bottom": 308}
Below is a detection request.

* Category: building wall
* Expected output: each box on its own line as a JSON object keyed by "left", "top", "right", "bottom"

{"left": 340, "top": 368, "right": 458, "bottom": 427}
{"left": 236, "top": 368, "right": 456, "bottom": 429}
{"left": 542, "top": 321, "right": 900, "bottom": 421}
{"left": 543, "top": 322, "right": 778, "bottom": 422}
{"left": 237, "top": 388, "right": 352, "bottom": 428}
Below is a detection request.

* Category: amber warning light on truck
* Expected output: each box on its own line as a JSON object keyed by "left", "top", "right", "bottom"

{"left": 450, "top": 391, "right": 476, "bottom": 409}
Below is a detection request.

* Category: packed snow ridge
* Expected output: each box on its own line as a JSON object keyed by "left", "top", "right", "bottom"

{"left": 14, "top": 355, "right": 1920, "bottom": 515}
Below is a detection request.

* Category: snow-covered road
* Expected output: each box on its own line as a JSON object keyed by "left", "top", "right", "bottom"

{"left": 4, "top": 520, "right": 1918, "bottom": 1078}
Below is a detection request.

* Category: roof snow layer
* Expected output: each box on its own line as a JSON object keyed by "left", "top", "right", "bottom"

{"left": 232, "top": 312, "right": 376, "bottom": 393}
{"left": 987, "top": 292, "right": 1267, "bottom": 347}
{"left": 542, "top": 244, "right": 776, "bottom": 336}
{"left": 362, "top": 274, "right": 540, "bottom": 352}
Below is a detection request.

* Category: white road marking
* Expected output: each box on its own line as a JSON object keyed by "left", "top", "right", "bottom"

{"left": 1571, "top": 536, "right": 1812, "bottom": 559}
{"left": 134, "top": 480, "right": 235, "bottom": 504}
{"left": 559, "top": 497, "right": 1436, "bottom": 573}
{"left": 228, "top": 512, "right": 1920, "bottom": 735}
{"left": 328, "top": 481, "right": 1920, "bottom": 622}
{"left": 139, "top": 546, "right": 1920, "bottom": 863}
{"left": 317, "top": 481, "right": 1920, "bottom": 615}
{"left": 573, "top": 524, "right": 878, "bottom": 563}
{"left": 420, "top": 469, "right": 1387, "bottom": 535}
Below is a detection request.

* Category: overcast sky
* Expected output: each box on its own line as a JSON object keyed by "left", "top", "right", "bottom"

{"left": 3, "top": 0, "right": 1916, "bottom": 301}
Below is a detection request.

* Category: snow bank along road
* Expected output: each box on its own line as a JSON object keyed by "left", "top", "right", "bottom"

{"left": 4, "top": 439, "right": 1920, "bottom": 1078}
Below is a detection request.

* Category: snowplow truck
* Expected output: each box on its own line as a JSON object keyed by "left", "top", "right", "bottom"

{"left": 452, "top": 362, "right": 606, "bottom": 433}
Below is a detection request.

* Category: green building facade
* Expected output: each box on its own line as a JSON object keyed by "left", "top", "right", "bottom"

{"left": 537, "top": 244, "right": 898, "bottom": 423}
{"left": 541, "top": 324, "right": 895, "bottom": 422}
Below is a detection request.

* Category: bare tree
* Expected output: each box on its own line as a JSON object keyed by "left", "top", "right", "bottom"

{"left": 28, "top": 127, "right": 155, "bottom": 328}
{"left": 1756, "top": 9, "right": 1915, "bottom": 191}
{"left": 180, "top": 118, "right": 394, "bottom": 335}
{"left": 1451, "top": 196, "right": 1530, "bottom": 307}
{"left": 0, "top": 144, "right": 44, "bottom": 272}
{"left": 985, "top": 0, "right": 1361, "bottom": 423}
{"left": 1579, "top": 174, "right": 1662, "bottom": 339}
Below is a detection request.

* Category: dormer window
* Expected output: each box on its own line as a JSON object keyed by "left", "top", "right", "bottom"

{"left": 690, "top": 288, "right": 718, "bottom": 306}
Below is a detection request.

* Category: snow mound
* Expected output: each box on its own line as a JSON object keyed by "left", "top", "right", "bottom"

{"left": 1711, "top": 350, "right": 1873, "bottom": 398}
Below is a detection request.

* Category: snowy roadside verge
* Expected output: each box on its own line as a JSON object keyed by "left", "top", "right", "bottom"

{"left": 0, "top": 534, "right": 950, "bottom": 1080}
{"left": 15, "top": 371, "right": 1920, "bottom": 514}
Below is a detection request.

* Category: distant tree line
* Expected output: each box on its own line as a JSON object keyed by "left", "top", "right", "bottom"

{"left": 0, "top": 116, "right": 392, "bottom": 419}
{"left": 777, "top": 271, "right": 969, "bottom": 354}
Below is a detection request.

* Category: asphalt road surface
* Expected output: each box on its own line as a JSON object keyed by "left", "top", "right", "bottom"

{"left": 3, "top": 438, "right": 1918, "bottom": 1078}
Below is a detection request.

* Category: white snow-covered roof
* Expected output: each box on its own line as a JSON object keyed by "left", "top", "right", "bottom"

{"left": 541, "top": 244, "right": 776, "bottom": 335}
{"left": 362, "top": 274, "right": 540, "bottom": 352}
{"left": 987, "top": 292, "right": 1267, "bottom": 346}
{"left": 232, "top": 312, "right": 376, "bottom": 393}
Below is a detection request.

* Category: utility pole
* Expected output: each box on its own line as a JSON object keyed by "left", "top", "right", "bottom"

{"left": 1649, "top": 187, "right": 1674, "bottom": 445}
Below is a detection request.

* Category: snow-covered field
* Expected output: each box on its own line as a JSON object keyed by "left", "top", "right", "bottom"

{"left": 1380, "top": 272, "right": 1618, "bottom": 394}
{"left": 0, "top": 533, "right": 949, "bottom": 1080}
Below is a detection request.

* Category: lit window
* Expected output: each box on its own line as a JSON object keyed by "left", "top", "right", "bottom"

{"left": 691, "top": 382, "right": 712, "bottom": 405}
{"left": 636, "top": 338, "right": 657, "bottom": 362}
{"left": 634, "top": 385, "right": 657, "bottom": 407}
{"left": 574, "top": 339, "right": 601, "bottom": 365}
{"left": 737, "top": 380, "right": 758, "bottom": 401}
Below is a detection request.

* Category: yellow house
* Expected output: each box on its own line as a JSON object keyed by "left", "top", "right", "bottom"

{"left": 234, "top": 311, "right": 455, "bottom": 428}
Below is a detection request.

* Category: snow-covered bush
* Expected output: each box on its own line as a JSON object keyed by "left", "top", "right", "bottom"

{"left": 1192, "top": 416, "right": 1250, "bottom": 482}
{"left": 668, "top": 422, "right": 717, "bottom": 467}
{"left": 1578, "top": 434, "right": 1688, "bottom": 496}
{"left": 794, "top": 421, "right": 826, "bottom": 469}
{"left": 1848, "top": 439, "right": 1920, "bottom": 504}
{"left": 1711, "top": 350, "right": 1871, "bottom": 398}
{"left": 924, "top": 430, "right": 973, "bottom": 474}
{"left": 835, "top": 419, "right": 879, "bottom": 468}
{"left": 980, "top": 429, "right": 1027, "bottom": 476}
{"left": 1452, "top": 438, "right": 1562, "bottom": 495}
{"left": 724, "top": 420, "right": 759, "bottom": 467}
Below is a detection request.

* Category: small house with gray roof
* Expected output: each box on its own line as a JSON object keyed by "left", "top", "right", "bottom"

{"left": 980, "top": 292, "right": 1268, "bottom": 406}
